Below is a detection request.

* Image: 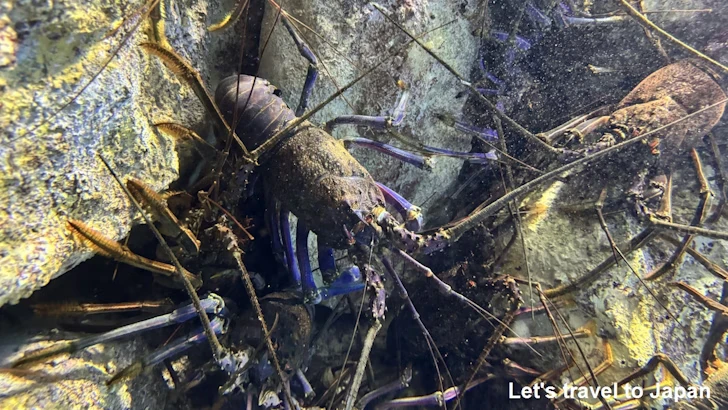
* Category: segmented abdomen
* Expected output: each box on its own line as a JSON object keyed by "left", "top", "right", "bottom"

{"left": 215, "top": 75, "right": 296, "bottom": 150}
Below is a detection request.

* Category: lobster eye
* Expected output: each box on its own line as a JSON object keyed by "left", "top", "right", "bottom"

{"left": 273, "top": 88, "right": 283, "bottom": 97}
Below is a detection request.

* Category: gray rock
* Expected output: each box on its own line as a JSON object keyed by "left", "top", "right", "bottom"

{"left": 0, "top": 320, "right": 170, "bottom": 409}
{"left": 0, "top": 0, "right": 241, "bottom": 306}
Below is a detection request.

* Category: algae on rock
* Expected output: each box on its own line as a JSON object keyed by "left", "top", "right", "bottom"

{"left": 0, "top": 0, "right": 242, "bottom": 306}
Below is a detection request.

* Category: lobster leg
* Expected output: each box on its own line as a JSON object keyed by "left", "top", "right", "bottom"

{"left": 436, "top": 113, "right": 499, "bottom": 142}
{"left": 341, "top": 137, "right": 432, "bottom": 170}
{"left": 12, "top": 294, "right": 226, "bottom": 367}
{"left": 316, "top": 240, "right": 337, "bottom": 279}
{"left": 280, "top": 15, "right": 318, "bottom": 117}
{"left": 376, "top": 182, "right": 424, "bottom": 232}
{"left": 324, "top": 89, "right": 410, "bottom": 132}
{"left": 108, "top": 316, "right": 230, "bottom": 385}
{"left": 269, "top": 201, "right": 287, "bottom": 269}
{"left": 535, "top": 107, "right": 609, "bottom": 146}
{"left": 615, "top": 353, "right": 692, "bottom": 388}
{"left": 282, "top": 216, "right": 364, "bottom": 303}
{"left": 296, "top": 220, "right": 319, "bottom": 303}
{"left": 375, "top": 377, "right": 491, "bottom": 409}
{"left": 315, "top": 240, "right": 365, "bottom": 301}
{"left": 280, "top": 207, "right": 302, "bottom": 286}
{"left": 646, "top": 149, "right": 712, "bottom": 280}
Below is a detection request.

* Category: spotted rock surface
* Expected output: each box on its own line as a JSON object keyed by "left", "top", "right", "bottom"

{"left": 0, "top": 0, "right": 241, "bottom": 306}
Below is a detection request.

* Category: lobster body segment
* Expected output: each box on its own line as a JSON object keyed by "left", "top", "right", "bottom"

{"left": 215, "top": 74, "right": 386, "bottom": 250}
{"left": 263, "top": 124, "right": 385, "bottom": 248}
{"left": 610, "top": 59, "right": 726, "bottom": 157}
{"left": 215, "top": 75, "right": 296, "bottom": 150}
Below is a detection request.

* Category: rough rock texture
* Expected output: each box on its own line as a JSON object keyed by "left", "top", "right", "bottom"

{"left": 492, "top": 1, "right": 728, "bottom": 406}
{"left": 0, "top": 322, "right": 169, "bottom": 409}
{"left": 257, "top": 0, "right": 479, "bottom": 226}
{"left": 0, "top": 0, "right": 241, "bottom": 306}
{"left": 501, "top": 163, "right": 726, "bottom": 405}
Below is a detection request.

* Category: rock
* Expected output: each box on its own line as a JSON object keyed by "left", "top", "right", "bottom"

{"left": 257, "top": 0, "right": 480, "bottom": 227}
{"left": 0, "top": 0, "right": 242, "bottom": 306}
{"left": 489, "top": 1, "right": 728, "bottom": 405}
{"left": 0, "top": 320, "right": 170, "bottom": 409}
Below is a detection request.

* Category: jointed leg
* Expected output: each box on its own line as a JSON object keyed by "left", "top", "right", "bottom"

{"left": 376, "top": 182, "right": 424, "bottom": 232}
{"left": 279, "top": 207, "right": 302, "bottom": 285}
{"left": 66, "top": 218, "right": 202, "bottom": 289}
{"left": 280, "top": 214, "right": 364, "bottom": 303}
{"left": 280, "top": 15, "right": 319, "bottom": 117}
{"left": 615, "top": 353, "right": 691, "bottom": 388}
{"left": 325, "top": 89, "right": 410, "bottom": 132}
{"left": 13, "top": 294, "right": 226, "bottom": 367}
{"left": 108, "top": 316, "right": 230, "bottom": 385}
{"left": 544, "top": 227, "right": 657, "bottom": 298}
{"left": 295, "top": 221, "right": 319, "bottom": 303}
{"left": 646, "top": 149, "right": 712, "bottom": 280}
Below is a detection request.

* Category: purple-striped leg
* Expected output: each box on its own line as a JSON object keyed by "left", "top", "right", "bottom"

{"left": 280, "top": 207, "right": 302, "bottom": 286}
{"left": 280, "top": 15, "right": 318, "bottom": 117}
{"left": 108, "top": 316, "right": 233, "bottom": 384}
{"left": 376, "top": 182, "right": 424, "bottom": 232}
{"left": 341, "top": 137, "right": 432, "bottom": 170}
{"left": 315, "top": 242, "right": 365, "bottom": 302}
{"left": 13, "top": 294, "right": 227, "bottom": 367}
{"left": 324, "top": 89, "right": 410, "bottom": 132}
{"left": 317, "top": 239, "right": 337, "bottom": 279}
{"left": 296, "top": 220, "right": 320, "bottom": 304}
{"left": 269, "top": 201, "right": 287, "bottom": 270}
{"left": 375, "top": 377, "right": 491, "bottom": 409}
{"left": 282, "top": 223, "right": 364, "bottom": 304}
{"left": 491, "top": 31, "right": 533, "bottom": 51}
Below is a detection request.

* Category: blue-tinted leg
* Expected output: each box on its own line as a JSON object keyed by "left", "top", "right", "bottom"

{"left": 13, "top": 295, "right": 226, "bottom": 367}
{"left": 67, "top": 295, "right": 225, "bottom": 347}
{"left": 296, "top": 221, "right": 320, "bottom": 304}
{"left": 317, "top": 239, "right": 337, "bottom": 279}
{"left": 324, "top": 90, "right": 410, "bottom": 132}
{"left": 341, "top": 137, "right": 432, "bottom": 170}
{"left": 280, "top": 207, "right": 301, "bottom": 286}
{"left": 281, "top": 15, "right": 318, "bottom": 116}
{"left": 269, "top": 202, "right": 287, "bottom": 269}
{"left": 376, "top": 182, "right": 424, "bottom": 232}
{"left": 525, "top": 3, "right": 553, "bottom": 27}
{"left": 319, "top": 265, "right": 364, "bottom": 300}
{"left": 302, "top": 238, "right": 364, "bottom": 303}
{"left": 491, "top": 31, "right": 532, "bottom": 51}
{"left": 108, "top": 317, "right": 229, "bottom": 384}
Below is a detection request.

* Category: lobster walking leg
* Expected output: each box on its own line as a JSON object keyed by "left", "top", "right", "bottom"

{"left": 280, "top": 15, "right": 318, "bottom": 117}
{"left": 376, "top": 182, "right": 424, "bottom": 232}
{"left": 341, "top": 137, "right": 432, "bottom": 170}
{"left": 281, "top": 216, "right": 364, "bottom": 303}
{"left": 270, "top": 201, "right": 287, "bottom": 269}
{"left": 12, "top": 295, "right": 227, "bottom": 367}
{"left": 295, "top": 220, "right": 318, "bottom": 302}
{"left": 280, "top": 207, "right": 302, "bottom": 285}
{"left": 645, "top": 149, "right": 712, "bottom": 280}
{"left": 108, "top": 316, "right": 231, "bottom": 385}
{"left": 324, "top": 90, "right": 410, "bottom": 132}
